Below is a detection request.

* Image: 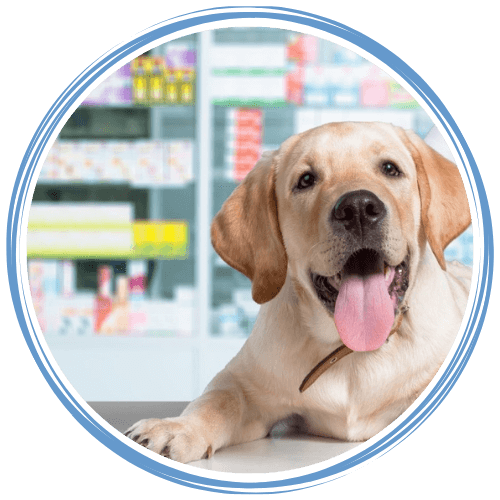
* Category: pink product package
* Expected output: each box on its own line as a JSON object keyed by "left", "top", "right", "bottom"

{"left": 82, "top": 63, "right": 132, "bottom": 106}
{"left": 165, "top": 47, "right": 196, "bottom": 67}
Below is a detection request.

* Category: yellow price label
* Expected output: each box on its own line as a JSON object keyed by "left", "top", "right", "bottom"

{"left": 133, "top": 221, "right": 188, "bottom": 258}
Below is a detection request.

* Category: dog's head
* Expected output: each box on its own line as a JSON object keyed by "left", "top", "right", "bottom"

{"left": 211, "top": 122, "right": 471, "bottom": 351}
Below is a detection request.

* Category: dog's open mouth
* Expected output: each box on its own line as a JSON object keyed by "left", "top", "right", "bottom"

{"left": 311, "top": 249, "right": 409, "bottom": 352}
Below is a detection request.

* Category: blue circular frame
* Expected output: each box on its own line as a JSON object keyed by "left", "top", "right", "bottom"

{"left": 7, "top": 6, "right": 493, "bottom": 494}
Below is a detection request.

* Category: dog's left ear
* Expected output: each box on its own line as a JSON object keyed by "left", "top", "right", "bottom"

{"left": 401, "top": 129, "right": 471, "bottom": 270}
{"left": 211, "top": 143, "right": 293, "bottom": 304}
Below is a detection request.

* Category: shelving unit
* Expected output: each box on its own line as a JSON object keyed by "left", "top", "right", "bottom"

{"left": 29, "top": 28, "right": 460, "bottom": 402}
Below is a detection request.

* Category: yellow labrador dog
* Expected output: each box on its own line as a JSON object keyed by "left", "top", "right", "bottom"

{"left": 125, "top": 122, "right": 471, "bottom": 463}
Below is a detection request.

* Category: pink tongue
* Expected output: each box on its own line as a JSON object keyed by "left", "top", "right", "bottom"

{"left": 334, "top": 272, "right": 394, "bottom": 352}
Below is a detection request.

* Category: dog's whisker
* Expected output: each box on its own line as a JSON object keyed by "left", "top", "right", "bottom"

{"left": 306, "top": 239, "right": 337, "bottom": 263}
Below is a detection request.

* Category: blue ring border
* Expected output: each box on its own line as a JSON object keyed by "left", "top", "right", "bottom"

{"left": 6, "top": 6, "right": 493, "bottom": 494}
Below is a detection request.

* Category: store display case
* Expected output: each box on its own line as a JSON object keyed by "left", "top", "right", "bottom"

{"left": 27, "top": 28, "right": 471, "bottom": 402}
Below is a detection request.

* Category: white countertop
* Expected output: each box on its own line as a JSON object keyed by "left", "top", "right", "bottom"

{"left": 89, "top": 402, "right": 361, "bottom": 473}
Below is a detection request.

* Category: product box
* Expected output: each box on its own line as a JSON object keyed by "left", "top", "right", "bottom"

{"left": 179, "top": 68, "right": 196, "bottom": 105}
{"left": 211, "top": 74, "right": 286, "bottom": 104}
{"left": 59, "top": 260, "right": 76, "bottom": 297}
{"left": 39, "top": 142, "right": 60, "bottom": 181}
{"left": 28, "top": 268, "right": 94, "bottom": 337}
{"left": 81, "top": 141, "right": 106, "bottom": 182}
{"left": 128, "top": 260, "right": 147, "bottom": 296}
{"left": 132, "top": 221, "right": 188, "bottom": 258}
{"left": 145, "top": 301, "right": 172, "bottom": 337}
{"left": 225, "top": 109, "right": 263, "bottom": 182}
{"left": 28, "top": 260, "right": 46, "bottom": 333}
{"left": 128, "top": 300, "right": 147, "bottom": 335}
{"left": 133, "top": 141, "right": 164, "bottom": 186}
{"left": 164, "top": 44, "right": 197, "bottom": 68}
{"left": 105, "top": 141, "right": 134, "bottom": 183}
{"left": 211, "top": 45, "right": 286, "bottom": 69}
{"left": 166, "top": 141, "right": 194, "bottom": 185}
{"left": 27, "top": 260, "right": 44, "bottom": 291}
{"left": 359, "top": 67, "right": 390, "bottom": 108}
{"left": 42, "top": 260, "right": 59, "bottom": 296}
{"left": 304, "top": 66, "right": 329, "bottom": 107}
{"left": 287, "top": 34, "right": 318, "bottom": 64}
{"left": 388, "top": 81, "right": 419, "bottom": 109}
{"left": 334, "top": 47, "right": 366, "bottom": 66}
{"left": 328, "top": 66, "right": 359, "bottom": 108}
{"left": 285, "top": 63, "right": 305, "bottom": 105}
{"left": 57, "top": 141, "right": 84, "bottom": 182}
{"left": 108, "top": 299, "right": 195, "bottom": 338}
{"left": 316, "top": 38, "right": 339, "bottom": 65}
{"left": 81, "top": 79, "right": 112, "bottom": 106}
{"left": 53, "top": 295, "right": 94, "bottom": 337}
{"left": 164, "top": 68, "right": 179, "bottom": 104}
{"left": 82, "top": 63, "right": 132, "bottom": 106}
{"left": 330, "top": 82, "right": 359, "bottom": 108}
{"left": 94, "top": 265, "right": 113, "bottom": 334}
{"left": 112, "top": 63, "right": 133, "bottom": 104}
{"left": 148, "top": 57, "right": 166, "bottom": 105}
{"left": 360, "top": 79, "right": 389, "bottom": 108}
{"left": 131, "top": 57, "right": 151, "bottom": 105}
{"left": 331, "top": 89, "right": 359, "bottom": 108}
{"left": 127, "top": 260, "right": 147, "bottom": 335}
{"left": 104, "top": 140, "right": 137, "bottom": 183}
{"left": 141, "top": 301, "right": 193, "bottom": 337}
{"left": 130, "top": 53, "right": 196, "bottom": 106}
{"left": 96, "top": 274, "right": 131, "bottom": 336}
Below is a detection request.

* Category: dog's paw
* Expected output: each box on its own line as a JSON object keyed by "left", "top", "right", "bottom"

{"left": 124, "top": 417, "right": 211, "bottom": 463}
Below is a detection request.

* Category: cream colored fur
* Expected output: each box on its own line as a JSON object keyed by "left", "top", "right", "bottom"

{"left": 125, "top": 122, "right": 471, "bottom": 464}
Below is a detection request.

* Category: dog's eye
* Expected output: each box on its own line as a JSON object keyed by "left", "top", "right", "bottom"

{"left": 381, "top": 162, "right": 402, "bottom": 177}
{"left": 297, "top": 172, "right": 316, "bottom": 190}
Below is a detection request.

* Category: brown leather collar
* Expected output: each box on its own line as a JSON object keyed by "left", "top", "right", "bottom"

{"left": 299, "top": 304, "right": 409, "bottom": 393}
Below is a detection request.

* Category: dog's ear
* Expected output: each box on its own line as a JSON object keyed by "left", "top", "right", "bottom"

{"left": 401, "top": 129, "right": 471, "bottom": 270}
{"left": 211, "top": 146, "right": 290, "bottom": 304}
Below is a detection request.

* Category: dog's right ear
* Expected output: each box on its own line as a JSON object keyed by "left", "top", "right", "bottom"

{"left": 211, "top": 138, "right": 298, "bottom": 304}
{"left": 400, "top": 129, "right": 471, "bottom": 270}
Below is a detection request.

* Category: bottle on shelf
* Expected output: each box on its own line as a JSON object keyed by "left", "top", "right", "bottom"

{"left": 113, "top": 275, "right": 131, "bottom": 334}
{"left": 94, "top": 266, "right": 113, "bottom": 334}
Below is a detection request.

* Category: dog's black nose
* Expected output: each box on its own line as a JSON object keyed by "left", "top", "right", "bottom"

{"left": 332, "top": 190, "right": 386, "bottom": 234}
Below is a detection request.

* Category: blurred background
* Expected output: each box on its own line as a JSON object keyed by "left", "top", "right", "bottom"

{"left": 28, "top": 27, "right": 473, "bottom": 402}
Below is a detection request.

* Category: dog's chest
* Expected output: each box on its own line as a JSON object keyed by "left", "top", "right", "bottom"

{"left": 298, "top": 360, "right": 413, "bottom": 442}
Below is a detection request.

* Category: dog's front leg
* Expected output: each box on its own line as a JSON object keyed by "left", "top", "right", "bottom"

{"left": 124, "top": 370, "right": 270, "bottom": 463}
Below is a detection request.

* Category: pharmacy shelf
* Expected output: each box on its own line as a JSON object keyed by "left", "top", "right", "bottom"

{"left": 31, "top": 28, "right": 438, "bottom": 402}
{"left": 32, "top": 33, "right": 212, "bottom": 402}
{"left": 27, "top": 221, "right": 189, "bottom": 260}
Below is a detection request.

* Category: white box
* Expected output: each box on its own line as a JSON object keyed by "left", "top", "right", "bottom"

{"left": 29, "top": 202, "right": 133, "bottom": 225}
{"left": 211, "top": 45, "right": 286, "bottom": 69}
{"left": 40, "top": 141, "right": 60, "bottom": 181}
{"left": 132, "top": 141, "right": 164, "bottom": 186}
{"left": 105, "top": 141, "right": 134, "bottom": 182}
{"left": 211, "top": 75, "right": 286, "bottom": 100}
{"left": 166, "top": 141, "right": 194, "bottom": 185}
{"left": 81, "top": 141, "right": 106, "bottom": 181}
{"left": 58, "top": 141, "right": 84, "bottom": 181}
